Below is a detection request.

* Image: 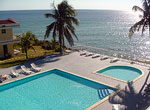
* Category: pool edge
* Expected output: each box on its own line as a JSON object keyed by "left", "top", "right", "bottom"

{"left": 0, "top": 67, "right": 117, "bottom": 110}
{"left": 92, "top": 65, "right": 145, "bottom": 83}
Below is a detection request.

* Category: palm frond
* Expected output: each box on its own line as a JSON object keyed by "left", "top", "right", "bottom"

{"left": 66, "top": 25, "right": 78, "bottom": 40}
{"left": 29, "top": 46, "right": 36, "bottom": 53}
{"left": 45, "top": 13, "right": 56, "bottom": 19}
{"left": 64, "top": 27, "right": 74, "bottom": 46}
{"left": 142, "top": 0, "right": 149, "bottom": 11}
{"left": 141, "top": 20, "right": 147, "bottom": 34}
{"left": 65, "top": 17, "right": 79, "bottom": 26}
{"left": 52, "top": 24, "right": 57, "bottom": 40}
{"left": 127, "top": 82, "right": 137, "bottom": 95}
{"left": 132, "top": 6, "right": 145, "bottom": 12}
{"left": 44, "top": 22, "right": 56, "bottom": 39}
{"left": 109, "top": 94, "right": 124, "bottom": 104}
{"left": 129, "top": 19, "right": 145, "bottom": 37}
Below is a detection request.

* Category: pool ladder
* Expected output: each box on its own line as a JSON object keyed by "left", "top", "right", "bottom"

{"left": 97, "top": 88, "right": 110, "bottom": 99}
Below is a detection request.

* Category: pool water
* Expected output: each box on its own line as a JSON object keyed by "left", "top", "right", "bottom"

{"left": 0, "top": 69, "right": 115, "bottom": 110}
{"left": 97, "top": 66, "right": 142, "bottom": 82}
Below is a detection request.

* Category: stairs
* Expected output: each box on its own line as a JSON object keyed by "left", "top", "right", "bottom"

{"left": 97, "top": 88, "right": 111, "bottom": 99}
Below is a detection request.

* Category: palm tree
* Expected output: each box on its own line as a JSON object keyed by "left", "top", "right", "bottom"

{"left": 109, "top": 82, "right": 143, "bottom": 110}
{"left": 129, "top": 0, "right": 150, "bottom": 37}
{"left": 16, "top": 31, "right": 36, "bottom": 59}
{"left": 44, "top": 0, "right": 79, "bottom": 54}
{"left": 109, "top": 72, "right": 150, "bottom": 110}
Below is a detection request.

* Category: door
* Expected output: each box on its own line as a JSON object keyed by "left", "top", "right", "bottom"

{"left": 3, "top": 45, "right": 8, "bottom": 57}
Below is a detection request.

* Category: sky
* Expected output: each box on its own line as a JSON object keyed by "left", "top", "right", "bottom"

{"left": 0, "top": 0, "right": 142, "bottom": 11}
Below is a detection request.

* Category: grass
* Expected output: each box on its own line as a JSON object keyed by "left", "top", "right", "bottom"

{"left": 0, "top": 46, "right": 60, "bottom": 68}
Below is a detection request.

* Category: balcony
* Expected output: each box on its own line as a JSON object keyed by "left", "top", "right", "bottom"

{"left": 0, "top": 36, "right": 20, "bottom": 45}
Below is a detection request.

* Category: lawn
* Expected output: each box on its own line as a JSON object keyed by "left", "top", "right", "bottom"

{"left": 0, "top": 46, "right": 60, "bottom": 68}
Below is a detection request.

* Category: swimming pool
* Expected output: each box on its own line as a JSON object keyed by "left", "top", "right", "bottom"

{"left": 96, "top": 66, "right": 143, "bottom": 82}
{"left": 0, "top": 69, "right": 115, "bottom": 110}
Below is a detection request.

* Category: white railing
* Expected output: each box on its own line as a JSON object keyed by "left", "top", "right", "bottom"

{"left": 0, "top": 37, "right": 20, "bottom": 45}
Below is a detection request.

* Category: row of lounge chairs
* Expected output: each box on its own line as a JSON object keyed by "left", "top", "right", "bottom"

{"left": 0, "top": 63, "right": 42, "bottom": 82}
{"left": 11, "top": 63, "right": 41, "bottom": 77}
{"left": 80, "top": 51, "right": 119, "bottom": 63}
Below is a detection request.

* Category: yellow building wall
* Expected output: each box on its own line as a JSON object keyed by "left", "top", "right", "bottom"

{"left": 0, "top": 46, "right": 4, "bottom": 57}
{"left": 7, "top": 44, "right": 14, "bottom": 56}
{"left": 0, "top": 28, "right": 13, "bottom": 40}
{"left": 0, "top": 28, "right": 14, "bottom": 58}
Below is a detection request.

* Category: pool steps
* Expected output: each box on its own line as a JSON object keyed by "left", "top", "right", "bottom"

{"left": 97, "top": 88, "right": 110, "bottom": 99}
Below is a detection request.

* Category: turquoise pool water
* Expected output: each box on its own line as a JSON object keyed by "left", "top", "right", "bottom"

{"left": 97, "top": 66, "right": 142, "bottom": 82}
{"left": 0, "top": 69, "right": 115, "bottom": 110}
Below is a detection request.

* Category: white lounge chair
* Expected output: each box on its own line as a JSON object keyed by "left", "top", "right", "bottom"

{"left": 11, "top": 69, "right": 19, "bottom": 77}
{"left": 65, "top": 50, "right": 72, "bottom": 53}
{"left": 31, "top": 63, "right": 41, "bottom": 72}
{"left": 21, "top": 65, "right": 32, "bottom": 75}
{"left": 110, "top": 58, "right": 119, "bottom": 63}
{"left": 100, "top": 56, "right": 109, "bottom": 60}
{"left": 92, "top": 54, "right": 100, "bottom": 58}
{"left": 146, "top": 106, "right": 150, "bottom": 110}
{"left": 85, "top": 53, "right": 94, "bottom": 57}
{"left": 112, "top": 104, "right": 119, "bottom": 110}
{"left": 80, "top": 51, "right": 87, "bottom": 56}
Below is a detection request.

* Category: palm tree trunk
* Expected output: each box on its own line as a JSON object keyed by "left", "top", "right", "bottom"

{"left": 139, "top": 71, "right": 150, "bottom": 94}
{"left": 59, "top": 25, "right": 64, "bottom": 55}
{"left": 25, "top": 49, "right": 28, "bottom": 59}
{"left": 59, "top": 37, "right": 62, "bottom": 54}
{"left": 149, "top": 23, "right": 150, "bottom": 36}
{"left": 59, "top": 31, "right": 63, "bottom": 55}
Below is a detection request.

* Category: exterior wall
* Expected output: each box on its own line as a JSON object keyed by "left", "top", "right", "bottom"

{"left": 7, "top": 44, "right": 14, "bottom": 56}
{"left": 0, "top": 28, "right": 14, "bottom": 58}
{"left": 0, "top": 45, "right": 4, "bottom": 57}
{"left": 0, "top": 28, "right": 13, "bottom": 40}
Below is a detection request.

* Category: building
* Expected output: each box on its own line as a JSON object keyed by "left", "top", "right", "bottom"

{"left": 0, "top": 18, "right": 20, "bottom": 59}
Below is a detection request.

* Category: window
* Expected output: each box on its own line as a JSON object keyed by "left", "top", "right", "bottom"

{"left": 2, "top": 29, "right": 6, "bottom": 34}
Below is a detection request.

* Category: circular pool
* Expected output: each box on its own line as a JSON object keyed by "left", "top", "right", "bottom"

{"left": 96, "top": 66, "right": 143, "bottom": 82}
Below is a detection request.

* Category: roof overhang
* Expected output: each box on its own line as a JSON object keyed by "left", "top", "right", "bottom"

{"left": 0, "top": 24, "right": 20, "bottom": 29}
{"left": 0, "top": 18, "right": 20, "bottom": 29}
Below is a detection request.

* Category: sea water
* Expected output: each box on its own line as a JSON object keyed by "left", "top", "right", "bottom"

{"left": 0, "top": 10, "right": 149, "bottom": 61}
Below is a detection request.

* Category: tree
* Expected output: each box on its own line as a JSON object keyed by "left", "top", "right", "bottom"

{"left": 129, "top": 0, "right": 150, "bottom": 37}
{"left": 16, "top": 31, "right": 36, "bottom": 59}
{"left": 44, "top": 0, "right": 79, "bottom": 54}
{"left": 109, "top": 72, "right": 150, "bottom": 110}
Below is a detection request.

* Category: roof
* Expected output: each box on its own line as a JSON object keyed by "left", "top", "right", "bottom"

{"left": 0, "top": 18, "right": 20, "bottom": 28}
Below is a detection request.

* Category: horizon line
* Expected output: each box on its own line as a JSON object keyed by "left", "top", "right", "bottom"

{"left": 0, "top": 8, "right": 131, "bottom": 12}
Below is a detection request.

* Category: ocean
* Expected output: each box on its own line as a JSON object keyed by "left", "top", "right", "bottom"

{"left": 0, "top": 10, "right": 150, "bottom": 61}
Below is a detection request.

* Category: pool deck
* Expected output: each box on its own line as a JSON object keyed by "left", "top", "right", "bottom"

{"left": 0, "top": 51, "right": 149, "bottom": 110}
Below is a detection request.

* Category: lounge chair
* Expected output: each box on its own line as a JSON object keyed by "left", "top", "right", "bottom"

{"left": 31, "top": 63, "right": 41, "bottom": 72}
{"left": 21, "top": 65, "right": 32, "bottom": 75}
{"left": 92, "top": 54, "right": 100, "bottom": 58}
{"left": 110, "top": 58, "right": 119, "bottom": 63}
{"left": 85, "top": 53, "right": 94, "bottom": 57}
{"left": 65, "top": 50, "right": 72, "bottom": 53}
{"left": 112, "top": 104, "right": 119, "bottom": 110}
{"left": 80, "top": 51, "right": 87, "bottom": 56}
{"left": 146, "top": 106, "right": 150, "bottom": 110}
{"left": 11, "top": 69, "right": 19, "bottom": 77}
{"left": 100, "top": 56, "right": 109, "bottom": 60}
{"left": 0, "top": 74, "right": 9, "bottom": 81}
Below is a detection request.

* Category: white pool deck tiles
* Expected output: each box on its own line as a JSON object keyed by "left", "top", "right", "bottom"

{"left": 0, "top": 51, "right": 149, "bottom": 110}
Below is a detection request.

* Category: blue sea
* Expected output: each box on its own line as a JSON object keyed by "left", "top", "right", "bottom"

{"left": 0, "top": 10, "right": 150, "bottom": 61}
